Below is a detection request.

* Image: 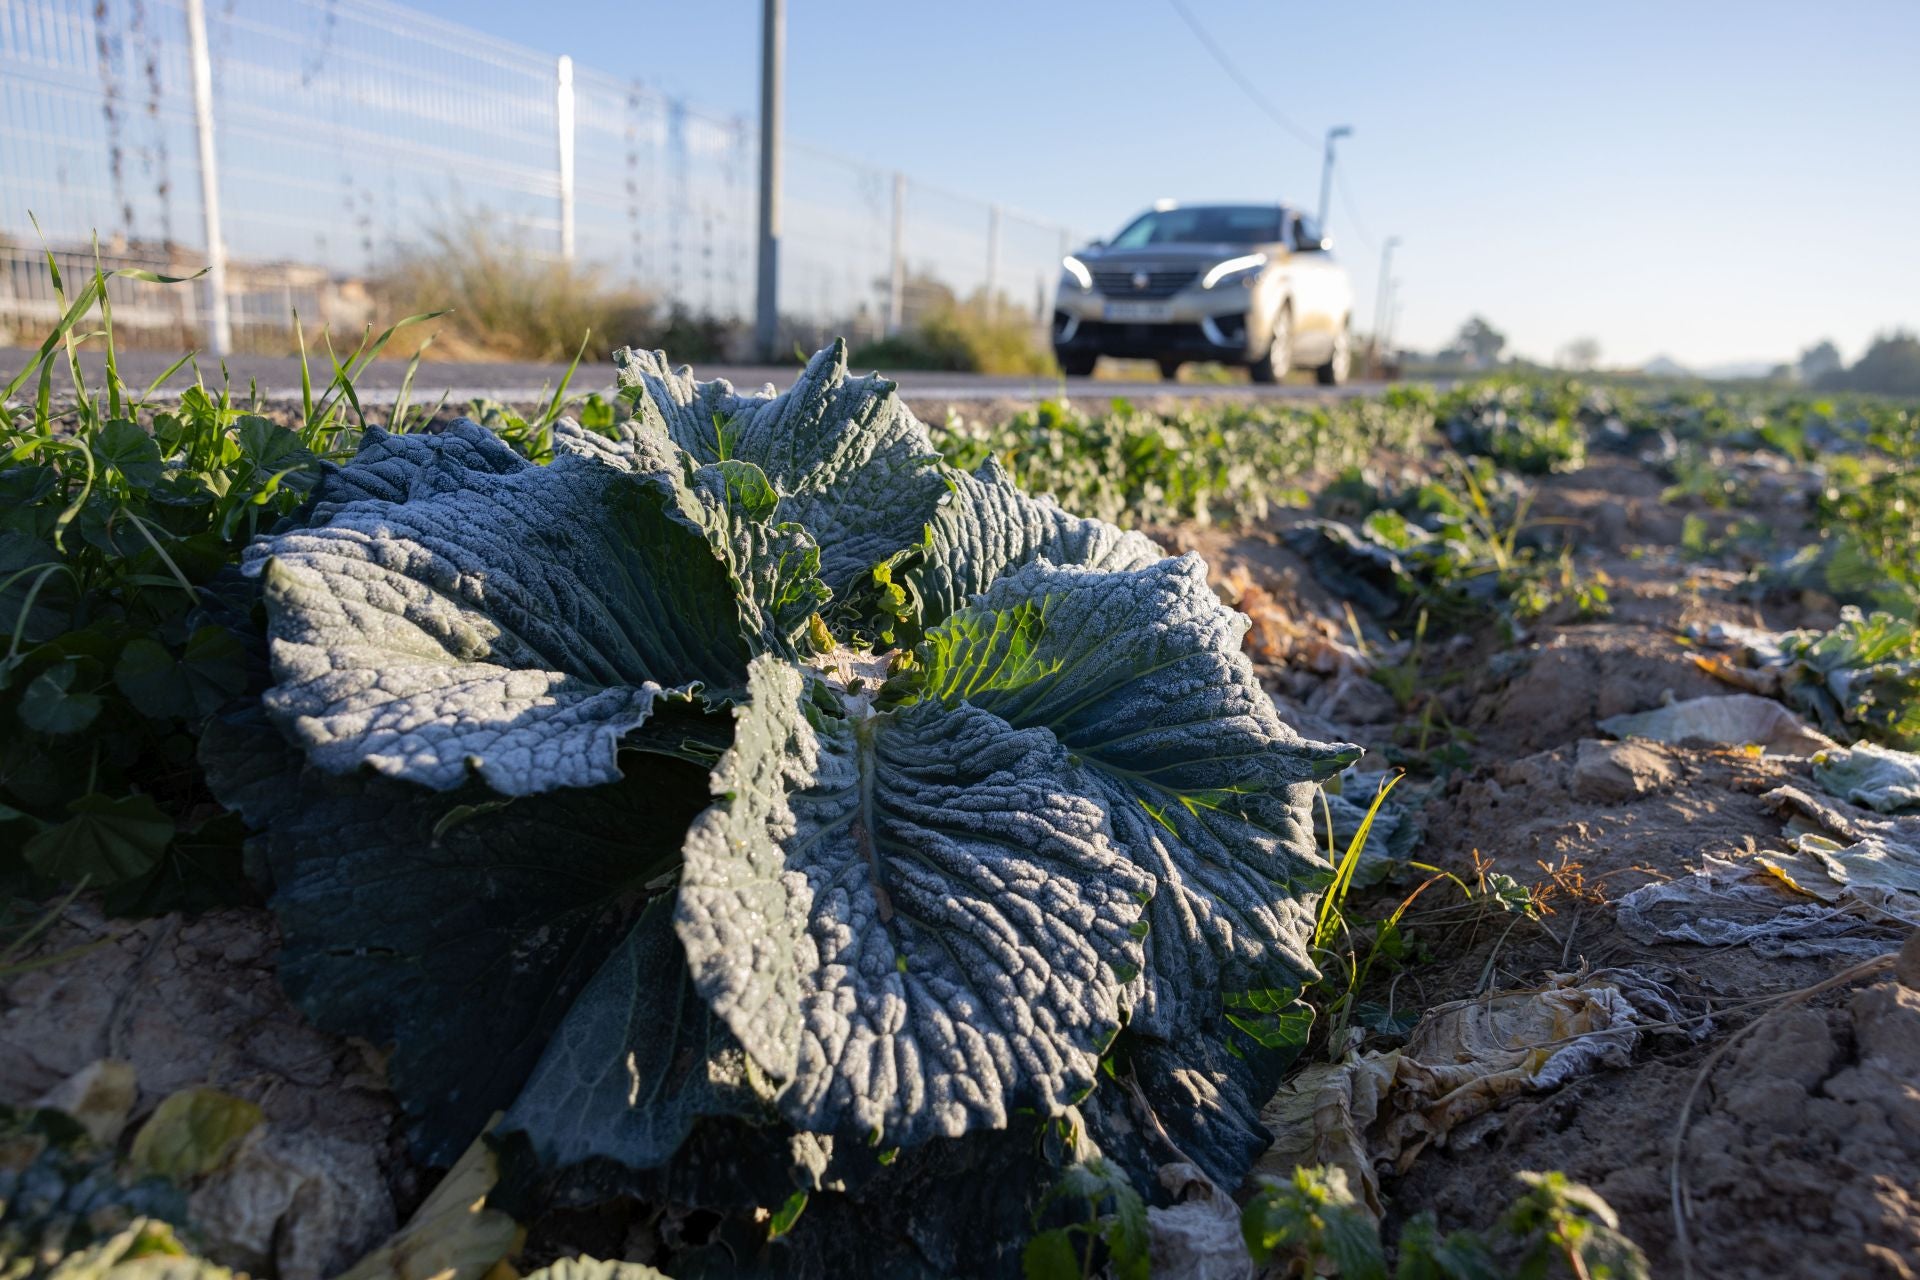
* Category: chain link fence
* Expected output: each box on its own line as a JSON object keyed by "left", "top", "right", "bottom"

{"left": 1, "top": 0, "right": 1081, "bottom": 354}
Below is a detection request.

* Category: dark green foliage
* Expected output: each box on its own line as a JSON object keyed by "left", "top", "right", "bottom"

{"left": 1817, "top": 331, "right": 1920, "bottom": 398}
{"left": 1436, "top": 381, "right": 1589, "bottom": 475}
{"left": 1242, "top": 1166, "right": 1648, "bottom": 1280}
{"left": 931, "top": 393, "right": 1431, "bottom": 528}
{"left": 1022, "top": 1159, "right": 1148, "bottom": 1280}
{"left": 0, "top": 259, "right": 456, "bottom": 913}
{"left": 1774, "top": 609, "right": 1920, "bottom": 749}
{"left": 0, "top": 1105, "right": 191, "bottom": 1272}
{"left": 1243, "top": 1166, "right": 1388, "bottom": 1277}
{"left": 1809, "top": 406, "right": 1920, "bottom": 615}
{"left": 200, "top": 700, "right": 715, "bottom": 1165}
{"left": 1284, "top": 459, "right": 1607, "bottom": 629}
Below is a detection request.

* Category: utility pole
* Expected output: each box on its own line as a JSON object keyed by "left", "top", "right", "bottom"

{"left": 1370, "top": 235, "right": 1400, "bottom": 376}
{"left": 1316, "top": 125, "right": 1351, "bottom": 235}
{"left": 184, "top": 0, "right": 231, "bottom": 357}
{"left": 754, "top": 0, "right": 783, "bottom": 361}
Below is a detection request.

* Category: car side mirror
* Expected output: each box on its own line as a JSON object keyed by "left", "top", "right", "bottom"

{"left": 1087, "top": 238, "right": 1106, "bottom": 248}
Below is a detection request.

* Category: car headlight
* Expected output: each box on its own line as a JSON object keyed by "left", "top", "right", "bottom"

{"left": 1061, "top": 255, "right": 1093, "bottom": 290}
{"left": 1201, "top": 253, "right": 1267, "bottom": 289}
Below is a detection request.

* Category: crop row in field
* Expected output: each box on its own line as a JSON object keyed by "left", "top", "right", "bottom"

{"left": 3, "top": 269, "right": 1917, "bottom": 1277}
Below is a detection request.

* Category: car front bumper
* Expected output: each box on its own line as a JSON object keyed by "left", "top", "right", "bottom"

{"left": 1051, "top": 287, "right": 1264, "bottom": 362}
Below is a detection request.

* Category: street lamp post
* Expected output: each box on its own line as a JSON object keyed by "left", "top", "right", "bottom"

{"left": 1316, "top": 125, "right": 1352, "bottom": 234}
{"left": 1371, "top": 235, "right": 1400, "bottom": 376}
{"left": 1382, "top": 280, "right": 1404, "bottom": 368}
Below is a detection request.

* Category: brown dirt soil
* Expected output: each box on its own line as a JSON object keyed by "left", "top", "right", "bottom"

{"left": 2, "top": 431, "right": 1910, "bottom": 1279}
{"left": 1212, "top": 450, "right": 1919, "bottom": 1277}
{"left": 1394, "top": 736, "right": 1916, "bottom": 1278}
{"left": 0, "top": 905, "right": 409, "bottom": 1280}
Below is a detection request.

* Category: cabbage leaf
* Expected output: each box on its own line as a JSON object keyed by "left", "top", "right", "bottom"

{"left": 616, "top": 341, "right": 951, "bottom": 594}
{"left": 675, "top": 656, "right": 1153, "bottom": 1146}
{"left": 914, "top": 554, "right": 1357, "bottom": 1037}
{"left": 198, "top": 702, "right": 714, "bottom": 1165}
{"left": 212, "top": 346, "right": 1358, "bottom": 1254}
{"left": 242, "top": 424, "right": 822, "bottom": 795}
{"left": 894, "top": 455, "right": 1163, "bottom": 628}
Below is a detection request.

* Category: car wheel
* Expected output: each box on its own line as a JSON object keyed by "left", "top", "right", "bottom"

{"left": 1250, "top": 306, "right": 1292, "bottom": 385}
{"left": 1315, "top": 321, "right": 1352, "bottom": 386}
{"left": 1057, "top": 351, "right": 1097, "bottom": 377}
{"left": 1157, "top": 358, "right": 1182, "bottom": 381}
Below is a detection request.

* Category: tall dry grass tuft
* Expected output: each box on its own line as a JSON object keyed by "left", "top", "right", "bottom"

{"left": 374, "top": 214, "right": 657, "bottom": 363}
{"left": 852, "top": 289, "right": 1055, "bottom": 376}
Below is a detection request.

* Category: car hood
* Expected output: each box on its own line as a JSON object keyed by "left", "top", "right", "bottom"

{"left": 1081, "top": 243, "right": 1281, "bottom": 265}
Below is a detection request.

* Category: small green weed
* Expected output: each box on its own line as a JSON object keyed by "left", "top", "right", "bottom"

{"left": 1022, "top": 1158, "right": 1149, "bottom": 1280}
{"left": 2, "top": 253, "right": 452, "bottom": 910}
{"left": 1243, "top": 1165, "right": 1649, "bottom": 1279}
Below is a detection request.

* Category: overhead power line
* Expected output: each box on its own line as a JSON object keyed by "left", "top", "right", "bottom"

{"left": 1165, "top": 0, "right": 1319, "bottom": 151}
{"left": 1333, "top": 164, "right": 1376, "bottom": 251}
{"left": 1165, "top": 0, "right": 1385, "bottom": 265}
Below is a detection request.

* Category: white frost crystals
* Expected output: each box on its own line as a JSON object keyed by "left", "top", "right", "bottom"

{"left": 239, "top": 419, "right": 815, "bottom": 795}
{"left": 213, "top": 343, "right": 1358, "bottom": 1227}
{"left": 677, "top": 656, "right": 1155, "bottom": 1145}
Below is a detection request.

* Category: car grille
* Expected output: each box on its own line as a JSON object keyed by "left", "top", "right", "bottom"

{"left": 1091, "top": 268, "right": 1199, "bottom": 299}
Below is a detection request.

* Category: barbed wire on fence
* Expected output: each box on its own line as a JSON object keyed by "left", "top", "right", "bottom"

{"left": 0, "top": 0, "right": 1084, "bottom": 354}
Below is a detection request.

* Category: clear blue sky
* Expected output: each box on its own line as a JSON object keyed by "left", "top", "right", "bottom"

{"left": 411, "top": 0, "right": 1919, "bottom": 369}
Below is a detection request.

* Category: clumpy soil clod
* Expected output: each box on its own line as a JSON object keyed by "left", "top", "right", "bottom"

{"left": 1204, "top": 450, "right": 1918, "bottom": 1277}
{"left": 3, "top": 419, "right": 1912, "bottom": 1280}
{"left": 0, "top": 905, "right": 410, "bottom": 1280}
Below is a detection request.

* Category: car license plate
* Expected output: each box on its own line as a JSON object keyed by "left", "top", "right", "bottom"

{"left": 1104, "top": 301, "right": 1170, "bottom": 322}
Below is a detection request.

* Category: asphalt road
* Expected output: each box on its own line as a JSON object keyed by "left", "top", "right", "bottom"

{"left": 2, "top": 346, "right": 1380, "bottom": 408}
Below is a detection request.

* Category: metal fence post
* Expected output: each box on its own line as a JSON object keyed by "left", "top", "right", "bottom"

{"left": 888, "top": 173, "right": 906, "bottom": 333}
{"left": 184, "top": 0, "right": 231, "bottom": 356}
{"left": 985, "top": 203, "right": 1001, "bottom": 317}
{"left": 556, "top": 55, "right": 576, "bottom": 261}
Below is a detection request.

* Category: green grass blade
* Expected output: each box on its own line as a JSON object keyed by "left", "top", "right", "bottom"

{"left": 320, "top": 329, "right": 369, "bottom": 431}
{"left": 120, "top": 509, "right": 199, "bottom": 601}
{"left": 389, "top": 332, "right": 435, "bottom": 432}
{"left": 4, "top": 561, "right": 78, "bottom": 660}
{"left": 1312, "top": 772, "right": 1404, "bottom": 951}
{"left": 108, "top": 266, "right": 207, "bottom": 286}
{"left": 537, "top": 328, "right": 592, "bottom": 430}
{"left": 135, "top": 349, "right": 198, "bottom": 411}
{"left": 0, "top": 876, "right": 94, "bottom": 969}
{"left": 294, "top": 309, "right": 316, "bottom": 427}
{"left": 91, "top": 240, "right": 122, "bottom": 421}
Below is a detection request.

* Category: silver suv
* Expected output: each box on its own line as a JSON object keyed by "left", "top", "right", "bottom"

{"left": 1052, "top": 202, "right": 1355, "bottom": 384}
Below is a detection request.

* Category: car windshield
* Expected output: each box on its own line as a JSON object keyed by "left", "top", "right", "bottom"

{"left": 1108, "top": 206, "right": 1284, "bottom": 248}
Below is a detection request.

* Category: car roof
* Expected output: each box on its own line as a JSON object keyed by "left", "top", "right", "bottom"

{"left": 1149, "top": 201, "right": 1291, "bottom": 214}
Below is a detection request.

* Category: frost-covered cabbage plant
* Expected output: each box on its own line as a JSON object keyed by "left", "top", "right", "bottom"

{"left": 203, "top": 343, "right": 1355, "bottom": 1276}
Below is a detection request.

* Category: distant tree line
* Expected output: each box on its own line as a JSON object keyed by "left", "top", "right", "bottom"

{"left": 1422, "top": 319, "right": 1920, "bottom": 394}
{"left": 1801, "top": 333, "right": 1920, "bottom": 397}
{"left": 1431, "top": 315, "right": 1508, "bottom": 367}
